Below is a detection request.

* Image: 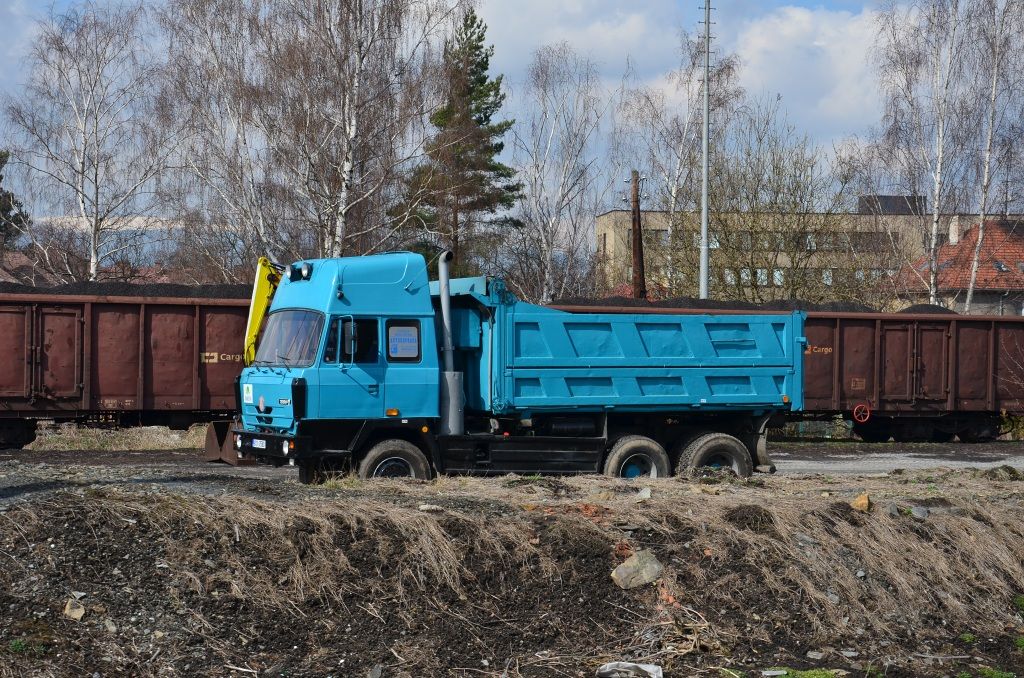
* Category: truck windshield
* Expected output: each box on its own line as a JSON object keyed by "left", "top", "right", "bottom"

{"left": 254, "top": 310, "right": 325, "bottom": 367}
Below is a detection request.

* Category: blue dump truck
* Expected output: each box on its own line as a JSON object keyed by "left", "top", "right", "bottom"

{"left": 229, "top": 251, "right": 805, "bottom": 483}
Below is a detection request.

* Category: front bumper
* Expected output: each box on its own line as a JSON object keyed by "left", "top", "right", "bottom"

{"left": 233, "top": 427, "right": 314, "bottom": 461}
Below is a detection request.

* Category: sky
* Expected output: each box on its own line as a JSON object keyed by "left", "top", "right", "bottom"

{"left": 0, "top": 0, "right": 883, "bottom": 147}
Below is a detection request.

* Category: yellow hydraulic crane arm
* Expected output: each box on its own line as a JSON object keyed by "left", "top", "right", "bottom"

{"left": 243, "top": 257, "right": 283, "bottom": 366}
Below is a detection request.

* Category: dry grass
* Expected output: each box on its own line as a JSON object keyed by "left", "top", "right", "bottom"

{"left": 1, "top": 468, "right": 1023, "bottom": 676}
{"left": 25, "top": 423, "right": 207, "bottom": 451}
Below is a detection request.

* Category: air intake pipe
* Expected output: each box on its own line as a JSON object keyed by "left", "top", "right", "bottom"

{"left": 438, "top": 251, "right": 464, "bottom": 435}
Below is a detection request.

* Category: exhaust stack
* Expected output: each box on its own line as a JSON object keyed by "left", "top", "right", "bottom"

{"left": 437, "top": 251, "right": 464, "bottom": 435}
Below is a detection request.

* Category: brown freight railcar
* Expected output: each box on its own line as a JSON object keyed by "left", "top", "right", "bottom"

{"left": 803, "top": 311, "right": 1024, "bottom": 442}
{"left": 553, "top": 303, "right": 1024, "bottom": 442}
{"left": 0, "top": 288, "right": 249, "bottom": 447}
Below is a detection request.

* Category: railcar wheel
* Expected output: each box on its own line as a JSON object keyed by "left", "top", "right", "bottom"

{"left": 676, "top": 432, "right": 753, "bottom": 478}
{"left": 958, "top": 419, "right": 999, "bottom": 443}
{"left": 603, "top": 436, "right": 670, "bottom": 479}
{"left": 357, "top": 439, "right": 432, "bottom": 479}
{"left": 852, "top": 419, "right": 892, "bottom": 443}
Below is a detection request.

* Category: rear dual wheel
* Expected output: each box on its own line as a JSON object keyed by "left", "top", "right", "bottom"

{"left": 675, "top": 432, "right": 753, "bottom": 478}
{"left": 603, "top": 432, "right": 754, "bottom": 479}
{"left": 603, "top": 436, "right": 671, "bottom": 478}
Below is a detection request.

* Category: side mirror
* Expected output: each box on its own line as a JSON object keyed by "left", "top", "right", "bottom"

{"left": 342, "top": 318, "right": 357, "bottom": 367}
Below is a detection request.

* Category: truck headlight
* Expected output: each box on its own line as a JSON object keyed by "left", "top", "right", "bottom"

{"left": 235, "top": 435, "right": 241, "bottom": 449}
{"left": 282, "top": 440, "right": 289, "bottom": 454}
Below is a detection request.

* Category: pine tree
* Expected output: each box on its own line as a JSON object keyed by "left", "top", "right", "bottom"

{"left": 406, "top": 9, "right": 521, "bottom": 273}
{"left": 0, "top": 151, "right": 29, "bottom": 251}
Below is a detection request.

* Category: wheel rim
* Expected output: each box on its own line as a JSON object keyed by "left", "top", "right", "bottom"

{"left": 620, "top": 453, "right": 655, "bottom": 478}
{"left": 372, "top": 456, "right": 414, "bottom": 478}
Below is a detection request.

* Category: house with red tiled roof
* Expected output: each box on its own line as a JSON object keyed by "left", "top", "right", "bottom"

{"left": 900, "top": 219, "right": 1024, "bottom": 315}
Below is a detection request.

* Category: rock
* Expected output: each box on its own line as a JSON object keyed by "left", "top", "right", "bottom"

{"left": 887, "top": 503, "right": 900, "bottom": 518}
{"left": 63, "top": 598, "right": 86, "bottom": 621}
{"left": 806, "top": 650, "right": 826, "bottom": 660}
{"left": 595, "top": 661, "right": 663, "bottom": 678}
{"left": 635, "top": 487, "right": 652, "bottom": 502}
{"left": 104, "top": 619, "right": 118, "bottom": 633}
{"left": 761, "top": 672, "right": 789, "bottom": 677}
{"left": 821, "top": 491, "right": 831, "bottom": 498}
{"left": 841, "top": 650, "right": 860, "bottom": 658}
{"left": 850, "top": 492, "right": 871, "bottom": 512}
{"left": 367, "top": 665, "right": 383, "bottom": 678}
{"left": 417, "top": 504, "right": 444, "bottom": 513}
{"left": 611, "top": 550, "right": 664, "bottom": 589}
{"left": 71, "top": 591, "right": 87, "bottom": 600}
{"left": 856, "top": 570, "right": 866, "bottom": 578}
{"left": 911, "top": 506, "right": 929, "bottom": 521}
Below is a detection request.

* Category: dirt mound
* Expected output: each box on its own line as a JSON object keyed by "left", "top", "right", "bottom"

{"left": 977, "top": 464, "right": 1024, "bottom": 481}
{"left": 1, "top": 477, "right": 1023, "bottom": 677}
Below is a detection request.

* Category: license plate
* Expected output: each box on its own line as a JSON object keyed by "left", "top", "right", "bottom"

{"left": 252, "top": 438, "right": 266, "bottom": 450}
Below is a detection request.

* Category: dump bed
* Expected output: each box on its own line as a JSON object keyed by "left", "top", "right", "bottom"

{"left": 464, "top": 287, "right": 804, "bottom": 415}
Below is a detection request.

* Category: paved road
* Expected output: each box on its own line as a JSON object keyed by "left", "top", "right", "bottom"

{"left": 771, "top": 439, "right": 1024, "bottom": 474}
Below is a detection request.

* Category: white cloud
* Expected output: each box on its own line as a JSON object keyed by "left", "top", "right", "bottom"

{"left": 0, "top": 0, "right": 40, "bottom": 97}
{"left": 726, "top": 5, "right": 880, "bottom": 145}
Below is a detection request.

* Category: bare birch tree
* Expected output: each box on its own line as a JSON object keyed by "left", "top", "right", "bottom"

{"left": 5, "top": 1, "right": 178, "bottom": 281}
{"left": 498, "top": 44, "right": 609, "bottom": 303}
{"left": 965, "top": 0, "right": 1023, "bottom": 312}
{"left": 873, "top": 0, "right": 977, "bottom": 304}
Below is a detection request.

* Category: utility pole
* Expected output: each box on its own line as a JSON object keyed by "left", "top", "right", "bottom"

{"left": 699, "top": 1, "right": 712, "bottom": 299}
{"left": 630, "top": 169, "right": 647, "bottom": 300}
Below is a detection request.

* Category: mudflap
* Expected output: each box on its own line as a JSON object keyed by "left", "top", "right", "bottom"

{"left": 203, "top": 420, "right": 254, "bottom": 466}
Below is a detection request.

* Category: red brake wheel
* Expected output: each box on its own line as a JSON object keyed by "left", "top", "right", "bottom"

{"left": 852, "top": 403, "right": 871, "bottom": 424}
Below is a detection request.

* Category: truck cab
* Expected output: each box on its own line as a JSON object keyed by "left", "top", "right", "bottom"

{"left": 232, "top": 253, "right": 441, "bottom": 481}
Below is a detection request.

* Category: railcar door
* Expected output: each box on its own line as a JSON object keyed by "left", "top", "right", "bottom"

{"left": 915, "top": 323, "right": 949, "bottom": 401}
{"left": 0, "top": 306, "right": 31, "bottom": 398}
{"left": 880, "top": 323, "right": 913, "bottom": 402}
{"left": 34, "top": 306, "right": 82, "bottom": 400}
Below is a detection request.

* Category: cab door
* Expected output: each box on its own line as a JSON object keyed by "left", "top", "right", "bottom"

{"left": 317, "top": 316, "right": 385, "bottom": 420}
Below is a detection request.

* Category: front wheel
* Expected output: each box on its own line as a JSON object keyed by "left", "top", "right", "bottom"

{"left": 357, "top": 439, "right": 432, "bottom": 479}
{"left": 603, "top": 435, "right": 670, "bottom": 478}
{"left": 676, "top": 432, "right": 752, "bottom": 478}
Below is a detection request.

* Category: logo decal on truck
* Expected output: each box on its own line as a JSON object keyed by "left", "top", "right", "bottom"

{"left": 243, "top": 384, "right": 253, "bottom": 404}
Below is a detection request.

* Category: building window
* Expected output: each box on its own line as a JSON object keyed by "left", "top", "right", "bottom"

{"left": 822, "top": 269, "right": 833, "bottom": 286}
{"left": 740, "top": 268, "right": 751, "bottom": 285}
{"left": 723, "top": 269, "right": 737, "bottom": 285}
{"left": 756, "top": 268, "right": 768, "bottom": 286}
{"left": 773, "top": 269, "right": 784, "bottom": 286}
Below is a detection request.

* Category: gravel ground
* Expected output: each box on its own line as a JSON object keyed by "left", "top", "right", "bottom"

{"left": 773, "top": 439, "right": 1024, "bottom": 474}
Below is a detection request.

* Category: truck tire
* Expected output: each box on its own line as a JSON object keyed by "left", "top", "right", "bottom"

{"left": 603, "top": 435, "right": 670, "bottom": 478}
{"left": 358, "top": 439, "right": 432, "bottom": 479}
{"left": 676, "top": 432, "right": 752, "bottom": 478}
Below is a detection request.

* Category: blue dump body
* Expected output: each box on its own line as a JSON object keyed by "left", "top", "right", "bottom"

{"left": 441, "top": 278, "right": 804, "bottom": 416}
{"left": 235, "top": 252, "right": 805, "bottom": 480}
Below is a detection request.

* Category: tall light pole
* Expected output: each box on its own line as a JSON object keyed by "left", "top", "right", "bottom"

{"left": 699, "top": 2, "right": 712, "bottom": 299}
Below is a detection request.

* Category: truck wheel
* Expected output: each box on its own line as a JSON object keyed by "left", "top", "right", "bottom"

{"left": 959, "top": 419, "right": 999, "bottom": 443}
{"left": 603, "top": 436, "right": 670, "bottom": 479}
{"left": 676, "top": 432, "right": 752, "bottom": 478}
{"left": 358, "top": 439, "right": 432, "bottom": 479}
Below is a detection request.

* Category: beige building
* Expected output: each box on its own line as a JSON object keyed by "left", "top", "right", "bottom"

{"left": 595, "top": 199, "right": 999, "bottom": 305}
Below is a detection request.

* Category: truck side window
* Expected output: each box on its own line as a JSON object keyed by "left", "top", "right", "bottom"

{"left": 323, "top": 318, "right": 339, "bottom": 363}
{"left": 386, "top": 319, "right": 420, "bottom": 363}
{"left": 342, "top": 318, "right": 379, "bottom": 364}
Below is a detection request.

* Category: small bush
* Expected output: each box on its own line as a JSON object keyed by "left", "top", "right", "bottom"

{"left": 960, "top": 632, "right": 977, "bottom": 643}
